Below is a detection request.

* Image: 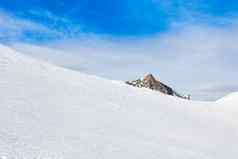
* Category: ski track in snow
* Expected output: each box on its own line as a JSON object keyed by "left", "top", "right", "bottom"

{"left": 0, "top": 44, "right": 238, "bottom": 159}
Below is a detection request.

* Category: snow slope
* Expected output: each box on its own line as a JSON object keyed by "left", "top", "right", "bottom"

{"left": 217, "top": 92, "right": 238, "bottom": 103}
{"left": 0, "top": 44, "right": 238, "bottom": 159}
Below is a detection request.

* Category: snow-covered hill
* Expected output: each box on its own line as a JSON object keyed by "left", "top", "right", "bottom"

{"left": 0, "top": 44, "right": 238, "bottom": 159}
{"left": 217, "top": 92, "right": 238, "bottom": 103}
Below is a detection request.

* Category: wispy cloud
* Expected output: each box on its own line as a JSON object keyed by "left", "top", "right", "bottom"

{"left": 27, "top": 9, "right": 71, "bottom": 23}
{"left": 0, "top": 9, "right": 77, "bottom": 41}
{"left": 26, "top": 9, "right": 81, "bottom": 37}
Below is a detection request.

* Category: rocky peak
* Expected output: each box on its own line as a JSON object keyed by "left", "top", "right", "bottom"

{"left": 126, "top": 74, "right": 190, "bottom": 100}
{"left": 143, "top": 74, "right": 156, "bottom": 82}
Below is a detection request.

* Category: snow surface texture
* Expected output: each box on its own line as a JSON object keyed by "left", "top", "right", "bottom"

{"left": 0, "top": 44, "right": 238, "bottom": 159}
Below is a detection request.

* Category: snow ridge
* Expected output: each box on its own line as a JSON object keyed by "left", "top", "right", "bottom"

{"left": 0, "top": 44, "right": 238, "bottom": 159}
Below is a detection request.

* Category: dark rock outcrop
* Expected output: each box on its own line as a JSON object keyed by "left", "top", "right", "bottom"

{"left": 126, "top": 74, "right": 190, "bottom": 100}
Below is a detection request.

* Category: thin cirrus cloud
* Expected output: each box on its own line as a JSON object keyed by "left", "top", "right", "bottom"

{"left": 0, "top": 9, "right": 78, "bottom": 42}
{"left": 0, "top": 11, "right": 57, "bottom": 41}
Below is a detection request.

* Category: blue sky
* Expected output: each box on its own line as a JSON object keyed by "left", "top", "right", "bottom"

{"left": 0, "top": 0, "right": 238, "bottom": 100}
{"left": 1, "top": 0, "right": 238, "bottom": 40}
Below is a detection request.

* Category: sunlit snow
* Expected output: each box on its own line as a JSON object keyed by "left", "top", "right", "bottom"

{"left": 0, "top": 44, "right": 238, "bottom": 159}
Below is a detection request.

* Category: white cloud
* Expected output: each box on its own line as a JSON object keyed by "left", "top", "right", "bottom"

{"left": 0, "top": 10, "right": 64, "bottom": 41}
{"left": 27, "top": 9, "right": 71, "bottom": 24}
{"left": 26, "top": 9, "right": 81, "bottom": 38}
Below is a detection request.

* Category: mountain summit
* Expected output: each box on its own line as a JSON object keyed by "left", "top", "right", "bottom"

{"left": 126, "top": 74, "right": 190, "bottom": 99}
